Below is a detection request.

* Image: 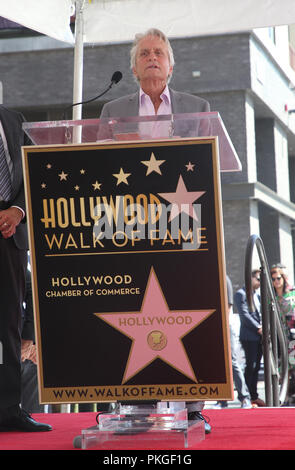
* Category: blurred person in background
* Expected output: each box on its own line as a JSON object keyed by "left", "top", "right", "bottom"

{"left": 234, "top": 270, "right": 265, "bottom": 407}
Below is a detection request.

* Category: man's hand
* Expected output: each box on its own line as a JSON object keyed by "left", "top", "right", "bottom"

{"left": 21, "top": 339, "right": 36, "bottom": 363}
{"left": 28, "top": 345, "right": 37, "bottom": 364}
{"left": 0, "top": 207, "right": 23, "bottom": 238}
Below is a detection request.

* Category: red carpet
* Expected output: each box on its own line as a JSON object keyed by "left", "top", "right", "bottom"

{"left": 0, "top": 408, "right": 295, "bottom": 451}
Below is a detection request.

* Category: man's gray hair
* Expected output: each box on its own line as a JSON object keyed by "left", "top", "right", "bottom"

{"left": 130, "top": 28, "right": 175, "bottom": 82}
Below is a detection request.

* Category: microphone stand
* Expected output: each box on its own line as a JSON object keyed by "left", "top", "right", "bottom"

{"left": 62, "top": 72, "right": 122, "bottom": 143}
{"left": 62, "top": 80, "right": 118, "bottom": 121}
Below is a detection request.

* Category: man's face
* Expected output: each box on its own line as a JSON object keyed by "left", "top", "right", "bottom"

{"left": 252, "top": 273, "right": 261, "bottom": 290}
{"left": 133, "top": 35, "right": 173, "bottom": 84}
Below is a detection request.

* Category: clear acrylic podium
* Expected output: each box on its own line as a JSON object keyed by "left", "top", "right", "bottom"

{"left": 23, "top": 111, "right": 241, "bottom": 172}
{"left": 23, "top": 112, "right": 240, "bottom": 449}
{"left": 80, "top": 403, "right": 204, "bottom": 450}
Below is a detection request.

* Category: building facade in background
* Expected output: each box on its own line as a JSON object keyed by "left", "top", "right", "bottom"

{"left": 1, "top": 19, "right": 295, "bottom": 291}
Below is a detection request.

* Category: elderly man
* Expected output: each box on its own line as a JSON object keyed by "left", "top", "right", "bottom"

{"left": 100, "top": 28, "right": 211, "bottom": 433}
{"left": 100, "top": 27, "right": 210, "bottom": 120}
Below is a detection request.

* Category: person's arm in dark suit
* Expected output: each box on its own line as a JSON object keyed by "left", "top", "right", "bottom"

{"left": 11, "top": 112, "right": 32, "bottom": 215}
{"left": 22, "top": 269, "right": 34, "bottom": 342}
{"left": 21, "top": 269, "right": 37, "bottom": 364}
{"left": 0, "top": 108, "right": 31, "bottom": 238}
{"left": 234, "top": 290, "right": 262, "bottom": 333}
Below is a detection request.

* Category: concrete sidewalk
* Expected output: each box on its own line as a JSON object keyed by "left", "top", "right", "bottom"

{"left": 204, "top": 381, "right": 266, "bottom": 410}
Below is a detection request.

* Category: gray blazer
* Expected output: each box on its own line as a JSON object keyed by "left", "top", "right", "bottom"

{"left": 100, "top": 88, "right": 210, "bottom": 118}
{"left": 99, "top": 88, "right": 211, "bottom": 139}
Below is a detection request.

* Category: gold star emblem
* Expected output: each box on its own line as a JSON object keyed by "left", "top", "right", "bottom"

{"left": 46, "top": 164, "right": 52, "bottom": 169}
{"left": 74, "top": 185, "right": 80, "bottom": 191}
{"left": 92, "top": 181, "right": 102, "bottom": 190}
{"left": 141, "top": 152, "right": 165, "bottom": 175}
{"left": 80, "top": 169, "right": 86, "bottom": 175}
{"left": 41, "top": 183, "right": 46, "bottom": 189}
{"left": 113, "top": 168, "right": 131, "bottom": 186}
{"left": 58, "top": 171, "right": 68, "bottom": 181}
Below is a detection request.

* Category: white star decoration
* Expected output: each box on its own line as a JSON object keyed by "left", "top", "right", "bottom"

{"left": 141, "top": 152, "right": 165, "bottom": 175}
{"left": 113, "top": 168, "right": 131, "bottom": 186}
{"left": 92, "top": 181, "right": 102, "bottom": 190}
{"left": 58, "top": 171, "right": 68, "bottom": 181}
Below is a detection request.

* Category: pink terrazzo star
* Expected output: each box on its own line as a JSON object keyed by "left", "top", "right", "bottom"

{"left": 158, "top": 174, "right": 205, "bottom": 222}
{"left": 95, "top": 267, "right": 214, "bottom": 383}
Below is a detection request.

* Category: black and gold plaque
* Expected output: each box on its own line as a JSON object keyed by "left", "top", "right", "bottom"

{"left": 22, "top": 138, "right": 233, "bottom": 404}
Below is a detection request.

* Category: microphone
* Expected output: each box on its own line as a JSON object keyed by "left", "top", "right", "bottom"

{"left": 63, "top": 71, "right": 123, "bottom": 119}
{"left": 110, "top": 71, "right": 123, "bottom": 85}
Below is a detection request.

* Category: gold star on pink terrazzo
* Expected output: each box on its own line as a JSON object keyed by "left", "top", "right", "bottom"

{"left": 95, "top": 268, "right": 214, "bottom": 383}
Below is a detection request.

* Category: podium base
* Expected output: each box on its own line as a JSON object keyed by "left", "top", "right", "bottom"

{"left": 80, "top": 403, "right": 205, "bottom": 449}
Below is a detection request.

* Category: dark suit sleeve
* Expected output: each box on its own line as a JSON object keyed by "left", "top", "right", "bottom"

{"left": 21, "top": 270, "right": 35, "bottom": 341}
{"left": 12, "top": 112, "right": 32, "bottom": 215}
{"left": 234, "top": 290, "right": 261, "bottom": 333}
{"left": 1, "top": 108, "right": 31, "bottom": 213}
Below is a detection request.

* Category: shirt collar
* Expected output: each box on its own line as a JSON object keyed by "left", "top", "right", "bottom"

{"left": 139, "top": 85, "right": 171, "bottom": 105}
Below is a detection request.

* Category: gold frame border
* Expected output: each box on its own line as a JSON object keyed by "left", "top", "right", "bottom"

{"left": 22, "top": 137, "right": 233, "bottom": 403}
